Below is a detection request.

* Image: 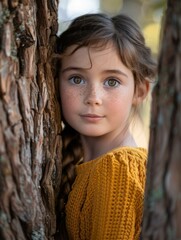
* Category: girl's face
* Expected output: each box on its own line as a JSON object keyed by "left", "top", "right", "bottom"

{"left": 60, "top": 44, "right": 144, "bottom": 138}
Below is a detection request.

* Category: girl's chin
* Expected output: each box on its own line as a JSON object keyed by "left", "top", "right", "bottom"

{"left": 78, "top": 130, "right": 106, "bottom": 138}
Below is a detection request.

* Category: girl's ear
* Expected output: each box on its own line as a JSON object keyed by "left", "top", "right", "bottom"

{"left": 133, "top": 81, "right": 150, "bottom": 105}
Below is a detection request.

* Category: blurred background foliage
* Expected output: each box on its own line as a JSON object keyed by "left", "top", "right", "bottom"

{"left": 57, "top": 0, "right": 166, "bottom": 147}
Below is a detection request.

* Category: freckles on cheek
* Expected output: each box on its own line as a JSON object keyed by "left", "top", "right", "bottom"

{"left": 60, "top": 88, "right": 83, "bottom": 105}
{"left": 65, "top": 87, "right": 84, "bottom": 97}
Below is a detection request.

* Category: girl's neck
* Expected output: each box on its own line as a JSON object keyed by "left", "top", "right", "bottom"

{"left": 81, "top": 130, "right": 137, "bottom": 162}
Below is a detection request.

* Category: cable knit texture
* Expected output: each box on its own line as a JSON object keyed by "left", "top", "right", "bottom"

{"left": 65, "top": 147, "right": 147, "bottom": 240}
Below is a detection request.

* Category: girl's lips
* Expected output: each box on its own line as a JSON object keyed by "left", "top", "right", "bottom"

{"left": 80, "top": 114, "right": 105, "bottom": 122}
{"left": 81, "top": 114, "right": 104, "bottom": 118}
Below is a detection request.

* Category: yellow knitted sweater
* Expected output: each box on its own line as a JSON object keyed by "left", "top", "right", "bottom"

{"left": 65, "top": 147, "right": 147, "bottom": 240}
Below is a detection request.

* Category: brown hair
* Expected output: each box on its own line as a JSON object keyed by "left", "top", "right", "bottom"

{"left": 56, "top": 13, "right": 156, "bottom": 237}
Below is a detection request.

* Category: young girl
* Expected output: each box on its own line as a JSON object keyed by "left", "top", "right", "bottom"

{"left": 56, "top": 13, "right": 156, "bottom": 240}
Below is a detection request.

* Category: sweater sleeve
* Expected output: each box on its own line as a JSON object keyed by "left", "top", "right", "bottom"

{"left": 90, "top": 149, "right": 147, "bottom": 240}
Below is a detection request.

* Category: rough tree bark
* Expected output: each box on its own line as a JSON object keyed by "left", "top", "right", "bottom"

{"left": 141, "top": 0, "right": 181, "bottom": 239}
{"left": 0, "top": 1, "right": 62, "bottom": 239}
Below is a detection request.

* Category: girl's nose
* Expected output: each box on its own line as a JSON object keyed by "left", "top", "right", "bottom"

{"left": 84, "top": 85, "right": 103, "bottom": 106}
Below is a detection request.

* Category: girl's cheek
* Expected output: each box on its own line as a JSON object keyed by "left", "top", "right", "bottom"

{"left": 60, "top": 87, "right": 84, "bottom": 105}
{"left": 66, "top": 86, "right": 85, "bottom": 96}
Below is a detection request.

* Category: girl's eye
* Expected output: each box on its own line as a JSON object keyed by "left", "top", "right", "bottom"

{"left": 69, "top": 76, "right": 85, "bottom": 84}
{"left": 105, "top": 79, "right": 120, "bottom": 87}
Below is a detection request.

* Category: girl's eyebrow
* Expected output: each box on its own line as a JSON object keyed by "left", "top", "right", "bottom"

{"left": 103, "top": 69, "right": 128, "bottom": 78}
{"left": 61, "top": 67, "right": 87, "bottom": 73}
{"left": 61, "top": 67, "right": 128, "bottom": 78}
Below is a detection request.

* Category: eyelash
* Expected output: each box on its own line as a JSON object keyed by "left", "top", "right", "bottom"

{"left": 68, "top": 75, "right": 121, "bottom": 88}
{"left": 69, "top": 76, "right": 85, "bottom": 85}
{"left": 104, "top": 78, "right": 121, "bottom": 87}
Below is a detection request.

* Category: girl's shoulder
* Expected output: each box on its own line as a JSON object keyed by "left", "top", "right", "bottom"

{"left": 77, "top": 147, "right": 147, "bottom": 174}
{"left": 97, "top": 147, "right": 147, "bottom": 191}
{"left": 106, "top": 146, "right": 147, "bottom": 157}
{"left": 106, "top": 146, "right": 147, "bottom": 166}
{"left": 98, "top": 146, "right": 147, "bottom": 175}
{"left": 77, "top": 146, "right": 147, "bottom": 191}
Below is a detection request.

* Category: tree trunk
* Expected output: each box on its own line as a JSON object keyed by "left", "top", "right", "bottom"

{"left": 141, "top": 0, "right": 181, "bottom": 239}
{"left": 0, "top": 1, "right": 62, "bottom": 239}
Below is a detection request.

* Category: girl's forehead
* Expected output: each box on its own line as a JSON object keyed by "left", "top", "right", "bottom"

{"left": 61, "top": 43, "right": 121, "bottom": 66}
